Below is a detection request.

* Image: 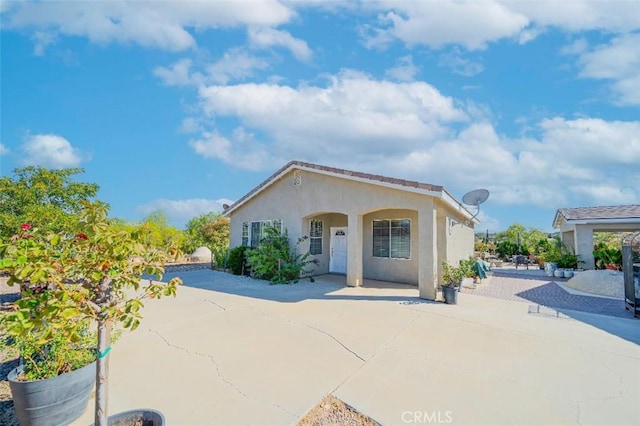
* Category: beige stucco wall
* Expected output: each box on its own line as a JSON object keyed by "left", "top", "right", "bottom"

{"left": 362, "top": 209, "right": 418, "bottom": 285}
{"left": 228, "top": 168, "right": 474, "bottom": 293}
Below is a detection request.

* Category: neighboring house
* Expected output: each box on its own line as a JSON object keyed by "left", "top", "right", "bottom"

{"left": 224, "top": 161, "right": 476, "bottom": 300}
{"left": 553, "top": 205, "right": 640, "bottom": 269}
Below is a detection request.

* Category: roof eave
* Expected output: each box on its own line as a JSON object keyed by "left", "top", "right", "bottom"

{"left": 224, "top": 161, "right": 459, "bottom": 217}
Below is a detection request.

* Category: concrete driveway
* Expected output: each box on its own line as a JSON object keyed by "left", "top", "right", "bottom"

{"left": 74, "top": 270, "right": 640, "bottom": 426}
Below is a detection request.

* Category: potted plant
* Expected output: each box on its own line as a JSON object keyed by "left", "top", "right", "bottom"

{"left": 458, "top": 257, "right": 478, "bottom": 286}
{"left": 0, "top": 202, "right": 182, "bottom": 426}
{"left": 441, "top": 261, "right": 464, "bottom": 304}
{"left": 593, "top": 245, "right": 622, "bottom": 271}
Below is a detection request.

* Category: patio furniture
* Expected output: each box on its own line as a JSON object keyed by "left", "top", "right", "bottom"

{"left": 514, "top": 255, "right": 529, "bottom": 269}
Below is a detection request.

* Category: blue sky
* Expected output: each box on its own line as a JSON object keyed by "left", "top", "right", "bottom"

{"left": 1, "top": 0, "right": 639, "bottom": 232}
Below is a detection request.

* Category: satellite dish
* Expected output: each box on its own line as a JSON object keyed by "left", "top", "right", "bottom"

{"left": 222, "top": 203, "right": 230, "bottom": 210}
{"left": 462, "top": 189, "right": 489, "bottom": 207}
{"left": 461, "top": 188, "right": 490, "bottom": 224}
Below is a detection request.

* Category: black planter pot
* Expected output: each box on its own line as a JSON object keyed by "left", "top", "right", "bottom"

{"left": 442, "top": 286, "right": 459, "bottom": 305}
{"left": 8, "top": 361, "right": 96, "bottom": 426}
{"left": 107, "top": 409, "right": 165, "bottom": 425}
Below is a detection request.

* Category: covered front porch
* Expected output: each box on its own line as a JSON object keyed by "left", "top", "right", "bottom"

{"left": 304, "top": 203, "right": 474, "bottom": 300}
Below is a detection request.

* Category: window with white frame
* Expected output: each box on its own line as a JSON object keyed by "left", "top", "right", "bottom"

{"left": 372, "top": 219, "right": 410, "bottom": 259}
{"left": 242, "top": 222, "right": 249, "bottom": 246}
{"left": 243, "top": 219, "right": 283, "bottom": 247}
{"left": 309, "top": 219, "right": 323, "bottom": 255}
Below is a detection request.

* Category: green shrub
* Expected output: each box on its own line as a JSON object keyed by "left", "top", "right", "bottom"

{"left": 246, "top": 226, "right": 316, "bottom": 284}
{"left": 213, "top": 248, "right": 228, "bottom": 269}
{"left": 227, "top": 246, "right": 249, "bottom": 275}
{"left": 459, "top": 257, "right": 476, "bottom": 278}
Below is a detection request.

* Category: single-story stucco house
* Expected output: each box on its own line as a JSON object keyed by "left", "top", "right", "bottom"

{"left": 223, "top": 161, "right": 477, "bottom": 300}
{"left": 553, "top": 205, "right": 640, "bottom": 269}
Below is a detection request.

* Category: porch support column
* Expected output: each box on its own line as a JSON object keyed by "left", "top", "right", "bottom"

{"left": 574, "top": 225, "right": 595, "bottom": 270}
{"left": 418, "top": 203, "right": 438, "bottom": 300}
{"left": 347, "top": 213, "right": 363, "bottom": 287}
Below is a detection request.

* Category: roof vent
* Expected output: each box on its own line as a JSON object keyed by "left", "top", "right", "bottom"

{"left": 293, "top": 170, "right": 302, "bottom": 186}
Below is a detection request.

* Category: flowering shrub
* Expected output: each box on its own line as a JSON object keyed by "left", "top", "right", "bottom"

{"left": 0, "top": 202, "right": 182, "bottom": 424}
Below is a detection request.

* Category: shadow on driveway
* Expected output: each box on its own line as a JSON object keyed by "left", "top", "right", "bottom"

{"left": 163, "top": 269, "right": 639, "bottom": 346}
{"left": 464, "top": 271, "right": 640, "bottom": 345}
{"left": 160, "top": 269, "right": 434, "bottom": 305}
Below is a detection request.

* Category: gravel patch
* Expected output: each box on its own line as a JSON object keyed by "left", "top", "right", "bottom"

{"left": 164, "top": 262, "right": 212, "bottom": 273}
{"left": 297, "top": 395, "right": 380, "bottom": 426}
{"left": 565, "top": 270, "right": 626, "bottom": 299}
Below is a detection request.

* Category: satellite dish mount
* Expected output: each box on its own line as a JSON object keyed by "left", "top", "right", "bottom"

{"left": 450, "top": 189, "right": 490, "bottom": 233}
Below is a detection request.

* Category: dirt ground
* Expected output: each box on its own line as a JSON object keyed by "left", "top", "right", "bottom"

{"left": 296, "top": 395, "right": 380, "bottom": 426}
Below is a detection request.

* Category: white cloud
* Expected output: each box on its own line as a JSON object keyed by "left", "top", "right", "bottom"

{"left": 4, "top": 0, "right": 294, "bottom": 51}
{"left": 560, "top": 38, "right": 589, "bottom": 56}
{"left": 179, "top": 117, "right": 203, "bottom": 134}
{"left": 153, "top": 58, "right": 203, "bottom": 87}
{"left": 154, "top": 49, "right": 271, "bottom": 87}
{"left": 181, "top": 67, "right": 638, "bottom": 208}
{"left": 248, "top": 27, "right": 312, "bottom": 61}
{"left": 21, "top": 134, "right": 87, "bottom": 168}
{"left": 32, "top": 31, "right": 56, "bottom": 56}
{"left": 207, "top": 48, "right": 270, "bottom": 84}
{"left": 508, "top": 0, "right": 640, "bottom": 33}
{"left": 137, "top": 198, "right": 234, "bottom": 224}
{"left": 573, "top": 33, "right": 640, "bottom": 105}
{"left": 385, "top": 55, "right": 419, "bottom": 82}
{"left": 0, "top": 143, "right": 8, "bottom": 156}
{"left": 438, "top": 48, "right": 484, "bottom": 76}
{"left": 365, "top": 0, "right": 530, "bottom": 50}
{"left": 475, "top": 211, "right": 501, "bottom": 233}
{"left": 363, "top": 1, "right": 640, "bottom": 50}
{"left": 193, "top": 70, "right": 467, "bottom": 170}
{"left": 189, "top": 129, "right": 276, "bottom": 172}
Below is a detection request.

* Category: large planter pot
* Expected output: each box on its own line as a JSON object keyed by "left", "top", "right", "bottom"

{"left": 553, "top": 269, "right": 565, "bottom": 278}
{"left": 544, "top": 262, "right": 557, "bottom": 276}
{"left": 8, "top": 361, "right": 96, "bottom": 426}
{"left": 107, "top": 409, "right": 165, "bottom": 425}
{"left": 442, "top": 286, "right": 459, "bottom": 305}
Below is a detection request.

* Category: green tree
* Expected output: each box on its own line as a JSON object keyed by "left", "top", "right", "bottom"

{"left": 0, "top": 167, "right": 100, "bottom": 240}
{"left": 0, "top": 202, "right": 182, "bottom": 425}
{"left": 182, "top": 212, "right": 230, "bottom": 264}
{"left": 494, "top": 223, "right": 549, "bottom": 256}
{"left": 201, "top": 215, "right": 230, "bottom": 264}
{"left": 137, "top": 210, "right": 184, "bottom": 252}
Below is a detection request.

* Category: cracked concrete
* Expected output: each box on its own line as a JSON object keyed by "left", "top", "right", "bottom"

{"left": 72, "top": 270, "right": 639, "bottom": 426}
{"left": 148, "top": 328, "right": 293, "bottom": 416}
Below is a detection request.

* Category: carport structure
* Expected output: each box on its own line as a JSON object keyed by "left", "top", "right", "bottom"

{"left": 553, "top": 205, "right": 640, "bottom": 269}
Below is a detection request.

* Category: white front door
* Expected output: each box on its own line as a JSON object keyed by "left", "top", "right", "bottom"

{"left": 329, "top": 227, "right": 348, "bottom": 274}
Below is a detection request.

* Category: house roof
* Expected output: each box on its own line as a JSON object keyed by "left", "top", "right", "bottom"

{"left": 223, "top": 160, "right": 475, "bottom": 221}
{"left": 553, "top": 205, "right": 640, "bottom": 228}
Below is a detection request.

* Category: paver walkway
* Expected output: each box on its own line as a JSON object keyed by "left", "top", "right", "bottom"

{"left": 464, "top": 269, "right": 631, "bottom": 318}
